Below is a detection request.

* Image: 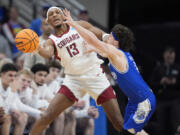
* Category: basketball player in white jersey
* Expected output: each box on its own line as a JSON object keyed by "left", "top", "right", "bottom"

{"left": 30, "top": 7, "right": 123, "bottom": 135}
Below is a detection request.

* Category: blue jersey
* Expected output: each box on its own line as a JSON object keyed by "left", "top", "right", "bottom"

{"left": 108, "top": 49, "right": 153, "bottom": 103}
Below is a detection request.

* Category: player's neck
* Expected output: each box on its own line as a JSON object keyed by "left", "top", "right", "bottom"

{"left": 55, "top": 24, "right": 69, "bottom": 36}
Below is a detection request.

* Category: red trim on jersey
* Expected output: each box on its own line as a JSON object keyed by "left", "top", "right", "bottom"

{"left": 53, "top": 25, "right": 70, "bottom": 38}
{"left": 97, "top": 86, "right": 116, "bottom": 105}
{"left": 49, "top": 38, "right": 61, "bottom": 61}
{"left": 58, "top": 85, "right": 78, "bottom": 102}
{"left": 7, "top": 23, "right": 14, "bottom": 37}
{"left": 100, "top": 65, "right": 105, "bottom": 73}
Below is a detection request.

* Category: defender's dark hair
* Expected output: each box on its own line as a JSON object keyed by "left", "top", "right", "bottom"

{"left": 48, "top": 60, "right": 61, "bottom": 70}
{"left": 31, "top": 63, "right": 49, "bottom": 74}
{"left": 111, "top": 24, "right": 135, "bottom": 52}
{"left": 0, "top": 63, "right": 18, "bottom": 73}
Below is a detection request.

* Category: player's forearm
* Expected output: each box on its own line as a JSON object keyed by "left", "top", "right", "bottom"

{"left": 38, "top": 45, "right": 54, "bottom": 58}
{"left": 72, "top": 22, "right": 103, "bottom": 51}
{"left": 77, "top": 20, "right": 104, "bottom": 40}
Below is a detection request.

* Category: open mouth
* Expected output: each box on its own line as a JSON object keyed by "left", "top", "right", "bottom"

{"left": 54, "top": 18, "right": 60, "bottom": 23}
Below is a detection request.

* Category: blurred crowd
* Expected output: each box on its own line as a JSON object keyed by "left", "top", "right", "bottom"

{"left": 0, "top": 3, "right": 179, "bottom": 135}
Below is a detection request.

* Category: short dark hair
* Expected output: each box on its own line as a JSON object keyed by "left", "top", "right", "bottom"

{"left": 31, "top": 63, "right": 49, "bottom": 74}
{"left": 111, "top": 24, "right": 135, "bottom": 52}
{"left": 163, "top": 46, "right": 175, "bottom": 54}
{"left": 0, "top": 63, "right": 18, "bottom": 73}
{"left": 48, "top": 60, "right": 61, "bottom": 70}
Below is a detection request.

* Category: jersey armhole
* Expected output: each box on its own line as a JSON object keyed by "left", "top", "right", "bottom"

{"left": 110, "top": 50, "right": 129, "bottom": 74}
{"left": 49, "top": 38, "right": 61, "bottom": 61}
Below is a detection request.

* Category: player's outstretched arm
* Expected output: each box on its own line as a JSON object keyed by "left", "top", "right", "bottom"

{"left": 37, "top": 39, "right": 54, "bottom": 59}
{"left": 63, "top": 9, "right": 109, "bottom": 55}
{"left": 77, "top": 20, "right": 105, "bottom": 40}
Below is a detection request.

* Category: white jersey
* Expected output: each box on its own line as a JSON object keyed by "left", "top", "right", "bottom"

{"left": 49, "top": 26, "right": 103, "bottom": 75}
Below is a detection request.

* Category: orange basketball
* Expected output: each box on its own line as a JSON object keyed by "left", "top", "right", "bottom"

{"left": 15, "top": 29, "right": 39, "bottom": 53}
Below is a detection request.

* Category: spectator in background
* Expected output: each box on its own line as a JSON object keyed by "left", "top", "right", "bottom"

{"left": 31, "top": 63, "right": 54, "bottom": 104}
{"left": 0, "top": 63, "right": 17, "bottom": 135}
{"left": 77, "top": 10, "right": 90, "bottom": 22}
{"left": 2, "top": 6, "right": 25, "bottom": 58}
{"left": 24, "top": 19, "right": 53, "bottom": 69}
{"left": 29, "top": 4, "right": 50, "bottom": 36}
{"left": 6, "top": 69, "right": 43, "bottom": 135}
{"left": 0, "top": 20, "right": 12, "bottom": 58}
{"left": 0, "top": 63, "right": 18, "bottom": 95}
{"left": 150, "top": 46, "right": 180, "bottom": 135}
{"left": 74, "top": 94, "right": 99, "bottom": 135}
{"left": 46, "top": 60, "right": 62, "bottom": 95}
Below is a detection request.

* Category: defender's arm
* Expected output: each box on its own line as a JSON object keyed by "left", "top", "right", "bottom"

{"left": 77, "top": 20, "right": 105, "bottom": 40}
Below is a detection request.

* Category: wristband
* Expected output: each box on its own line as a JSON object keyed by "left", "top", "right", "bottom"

{"left": 102, "top": 33, "right": 109, "bottom": 41}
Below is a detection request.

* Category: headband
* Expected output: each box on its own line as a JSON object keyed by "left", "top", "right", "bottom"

{"left": 46, "top": 6, "right": 63, "bottom": 19}
{"left": 112, "top": 32, "right": 119, "bottom": 41}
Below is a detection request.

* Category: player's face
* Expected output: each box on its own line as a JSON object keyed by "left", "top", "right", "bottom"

{"left": 107, "top": 33, "right": 119, "bottom": 48}
{"left": 47, "top": 8, "right": 64, "bottom": 28}
{"left": 18, "top": 74, "right": 32, "bottom": 91}
{"left": 1, "top": 71, "right": 17, "bottom": 86}
{"left": 34, "top": 71, "right": 48, "bottom": 86}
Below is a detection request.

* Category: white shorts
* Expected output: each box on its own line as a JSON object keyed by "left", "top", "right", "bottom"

{"left": 62, "top": 66, "right": 111, "bottom": 101}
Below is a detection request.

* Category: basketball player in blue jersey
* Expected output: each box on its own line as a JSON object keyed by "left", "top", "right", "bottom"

{"left": 63, "top": 9, "right": 156, "bottom": 135}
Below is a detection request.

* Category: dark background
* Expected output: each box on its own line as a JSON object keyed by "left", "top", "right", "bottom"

{"left": 108, "top": 0, "right": 180, "bottom": 80}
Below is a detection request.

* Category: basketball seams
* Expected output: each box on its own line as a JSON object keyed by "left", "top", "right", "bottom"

{"left": 15, "top": 38, "right": 33, "bottom": 48}
{"left": 15, "top": 37, "right": 30, "bottom": 40}
{"left": 23, "top": 30, "right": 34, "bottom": 52}
{"left": 31, "top": 32, "right": 37, "bottom": 50}
{"left": 23, "top": 30, "right": 34, "bottom": 40}
{"left": 15, "top": 29, "right": 39, "bottom": 53}
{"left": 26, "top": 38, "right": 32, "bottom": 52}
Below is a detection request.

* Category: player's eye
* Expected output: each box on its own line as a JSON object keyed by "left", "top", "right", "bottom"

{"left": 56, "top": 11, "right": 60, "bottom": 14}
{"left": 48, "top": 12, "right": 53, "bottom": 16}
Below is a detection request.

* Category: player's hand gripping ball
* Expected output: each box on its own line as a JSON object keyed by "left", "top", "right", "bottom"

{"left": 15, "top": 29, "right": 39, "bottom": 53}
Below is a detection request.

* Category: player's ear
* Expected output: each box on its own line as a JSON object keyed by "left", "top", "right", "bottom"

{"left": 46, "top": 18, "right": 49, "bottom": 24}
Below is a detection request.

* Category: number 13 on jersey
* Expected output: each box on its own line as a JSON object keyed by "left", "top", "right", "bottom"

{"left": 66, "top": 43, "right": 79, "bottom": 57}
